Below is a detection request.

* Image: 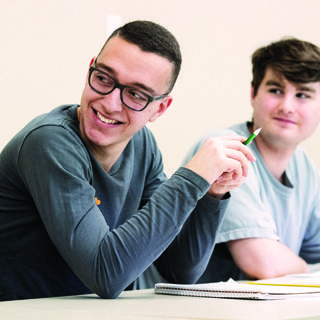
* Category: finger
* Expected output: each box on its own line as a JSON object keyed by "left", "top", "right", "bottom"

{"left": 224, "top": 157, "right": 243, "bottom": 180}
{"left": 232, "top": 144, "right": 256, "bottom": 163}
{"left": 222, "top": 148, "right": 250, "bottom": 177}
{"left": 216, "top": 139, "right": 256, "bottom": 162}
{"left": 215, "top": 176, "right": 246, "bottom": 188}
{"left": 215, "top": 172, "right": 233, "bottom": 183}
{"left": 217, "top": 135, "right": 247, "bottom": 142}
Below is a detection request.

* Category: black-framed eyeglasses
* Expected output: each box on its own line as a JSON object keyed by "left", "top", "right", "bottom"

{"left": 88, "top": 63, "right": 169, "bottom": 111}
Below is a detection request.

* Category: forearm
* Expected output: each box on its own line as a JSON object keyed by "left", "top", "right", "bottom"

{"left": 228, "top": 238, "right": 309, "bottom": 280}
{"left": 40, "top": 168, "right": 210, "bottom": 298}
{"left": 155, "top": 193, "right": 229, "bottom": 284}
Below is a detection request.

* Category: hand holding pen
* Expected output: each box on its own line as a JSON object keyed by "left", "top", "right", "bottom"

{"left": 185, "top": 133, "right": 257, "bottom": 198}
{"left": 209, "top": 128, "right": 262, "bottom": 197}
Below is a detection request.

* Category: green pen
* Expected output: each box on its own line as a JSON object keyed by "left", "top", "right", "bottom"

{"left": 243, "top": 128, "right": 262, "bottom": 145}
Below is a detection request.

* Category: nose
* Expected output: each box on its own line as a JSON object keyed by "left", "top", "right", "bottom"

{"left": 101, "top": 88, "right": 124, "bottom": 112}
{"left": 278, "top": 95, "right": 295, "bottom": 114}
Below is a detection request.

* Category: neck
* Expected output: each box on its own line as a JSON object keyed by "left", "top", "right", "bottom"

{"left": 82, "top": 135, "right": 128, "bottom": 173}
{"left": 254, "top": 136, "right": 295, "bottom": 183}
{"left": 77, "top": 108, "right": 128, "bottom": 172}
{"left": 92, "top": 148, "right": 121, "bottom": 172}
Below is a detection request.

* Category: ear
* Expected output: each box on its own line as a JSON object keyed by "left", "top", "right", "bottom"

{"left": 85, "top": 57, "right": 96, "bottom": 81}
{"left": 149, "top": 96, "right": 173, "bottom": 123}
{"left": 250, "top": 85, "right": 256, "bottom": 107}
{"left": 89, "top": 57, "right": 96, "bottom": 67}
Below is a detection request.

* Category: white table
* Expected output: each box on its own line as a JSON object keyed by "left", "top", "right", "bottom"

{"left": 1, "top": 288, "right": 320, "bottom": 320}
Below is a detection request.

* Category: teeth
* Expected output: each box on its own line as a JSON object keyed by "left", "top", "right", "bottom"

{"left": 97, "top": 111, "right": 117, "bottom": 124}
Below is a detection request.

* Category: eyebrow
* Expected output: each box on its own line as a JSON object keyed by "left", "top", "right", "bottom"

{"left": 94, "top": 61, "right": 158, "bottom": 95}
{"left": 296, "top": 85, "right": 316, "bottom": 93}
{"left": 265, "top": 79, "right": 316, "bottom": 93}
{"left": 265, "top": 80, "right": 284, "bottom": 88}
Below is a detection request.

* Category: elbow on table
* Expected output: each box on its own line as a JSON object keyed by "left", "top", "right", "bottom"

{"left": 96, "top": 288, "right": 122, "bottom": 299}
{"left": 92, "top": 282, "right": 124, "bottom": 299}
{"left": 244, "top": 266, "right": 280, "bottom": 280}
{"left": 242, "top": 261, "right": 305, "bottom": 280}
{"left": 241, "top": 255, "right": 309, "bottom": 280}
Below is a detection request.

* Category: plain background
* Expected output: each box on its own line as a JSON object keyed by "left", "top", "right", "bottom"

{"left": 1, "top": 0, "right": 320, "bottom": 176}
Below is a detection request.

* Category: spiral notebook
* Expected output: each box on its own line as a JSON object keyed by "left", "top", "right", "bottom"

{"left": 154, "top": 279, "right": 320, "bottom": 300}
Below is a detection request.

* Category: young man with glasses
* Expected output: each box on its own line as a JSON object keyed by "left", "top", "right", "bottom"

{"left": 184, "top": 37, "right": 320, "bottom": 283}
{"left": 0, "top": 20, "right": 254, "bottom": 301}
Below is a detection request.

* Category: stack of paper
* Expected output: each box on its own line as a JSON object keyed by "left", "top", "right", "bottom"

{"left": 248, "top": 271, "right": 320, "bottom": 288}
{"left": 155, "top": 274, "right": 320, "bottom": 300}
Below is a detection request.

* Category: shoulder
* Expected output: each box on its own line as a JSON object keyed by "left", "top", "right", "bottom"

{"left": 182, "top": 123, "right": 246, "bottom": 164}
{"left": 132, "top": 126, "right": 161, "bottom": 156}
{"left": 15, "top": 105, "right": 89, "bottom": 163}
{"left": 21, "top": 105, "right": 81, "bottom": 145}
{"left": 289, "top": 146, "right": 320, "bottom": 187}
{"left": 130, "top": 126, "right": 164, "bottom": 177}
{"left": 0, "top": 105, "right": 86, "bottom": 161}
{"left": 196, "top": 122, "right": 246, "bottom": 147}
{"left": 133, "top": 126, "right": 157, "bottom": 144}
{"left": 26, "top": 104, "right": 79, "bottom": 135}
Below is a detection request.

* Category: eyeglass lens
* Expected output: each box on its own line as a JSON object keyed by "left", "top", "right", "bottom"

{"left": 90, "top": 69, "right": 150, "bottom": 111}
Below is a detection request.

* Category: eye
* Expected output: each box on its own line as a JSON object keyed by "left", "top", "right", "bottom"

{"left": 93, "top": 71, "right": 114, "bottom": 87}
{"left": 97, "top": 74, "right": 112, "bottom": 84}
{"left": 269, "top": 88, "right": 282, "bottom": 95}
{"left": 296, "top": 92, "right": 310, "bottom": 99}
{"left": 127, "top": 88, "right": 148, "bottom": 102}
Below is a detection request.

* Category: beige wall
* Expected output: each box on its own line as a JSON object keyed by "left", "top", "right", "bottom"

{"left": 1, "top": 0, "right": 320, "bottom": 176}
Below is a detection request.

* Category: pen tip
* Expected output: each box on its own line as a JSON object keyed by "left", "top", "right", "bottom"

{"left": 254, "top": 128, "right": 262, "bottom": 135}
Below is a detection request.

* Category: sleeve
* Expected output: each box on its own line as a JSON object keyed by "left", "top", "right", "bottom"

{"left": 132, "top": 129, "right": 228, "bottom": 286}
{"left": 299, "top": 173, "right": 320, "bottom": 264}
{"left": 216, "top": 165, "right": 279, "bottom": 244}
{"left": 18, "top": 125, "right": 210, "bottom": 299}
{"left": 139, "top": 129, "right": 167, "bottom": 209}
{"left": 155, "top": 191, "right": 230, "bottom": 283}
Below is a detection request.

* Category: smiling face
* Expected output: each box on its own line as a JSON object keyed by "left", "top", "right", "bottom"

{"left": 78, "top": 36, "right": 173, "bottom": 159}
{"left": 251, "top": 67, "right": 320, "bottom": 150}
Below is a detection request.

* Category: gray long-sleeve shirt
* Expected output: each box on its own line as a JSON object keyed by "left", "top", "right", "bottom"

{"left": 0, "top": 105, "right": 228, "bottom": 301}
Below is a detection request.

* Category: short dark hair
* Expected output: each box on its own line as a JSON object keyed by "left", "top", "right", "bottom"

{"left": 98, "top": 20, "right": 182, "bottom": 92}
{"left": 251, "top": 37, "right": 320, "bottom": 96}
